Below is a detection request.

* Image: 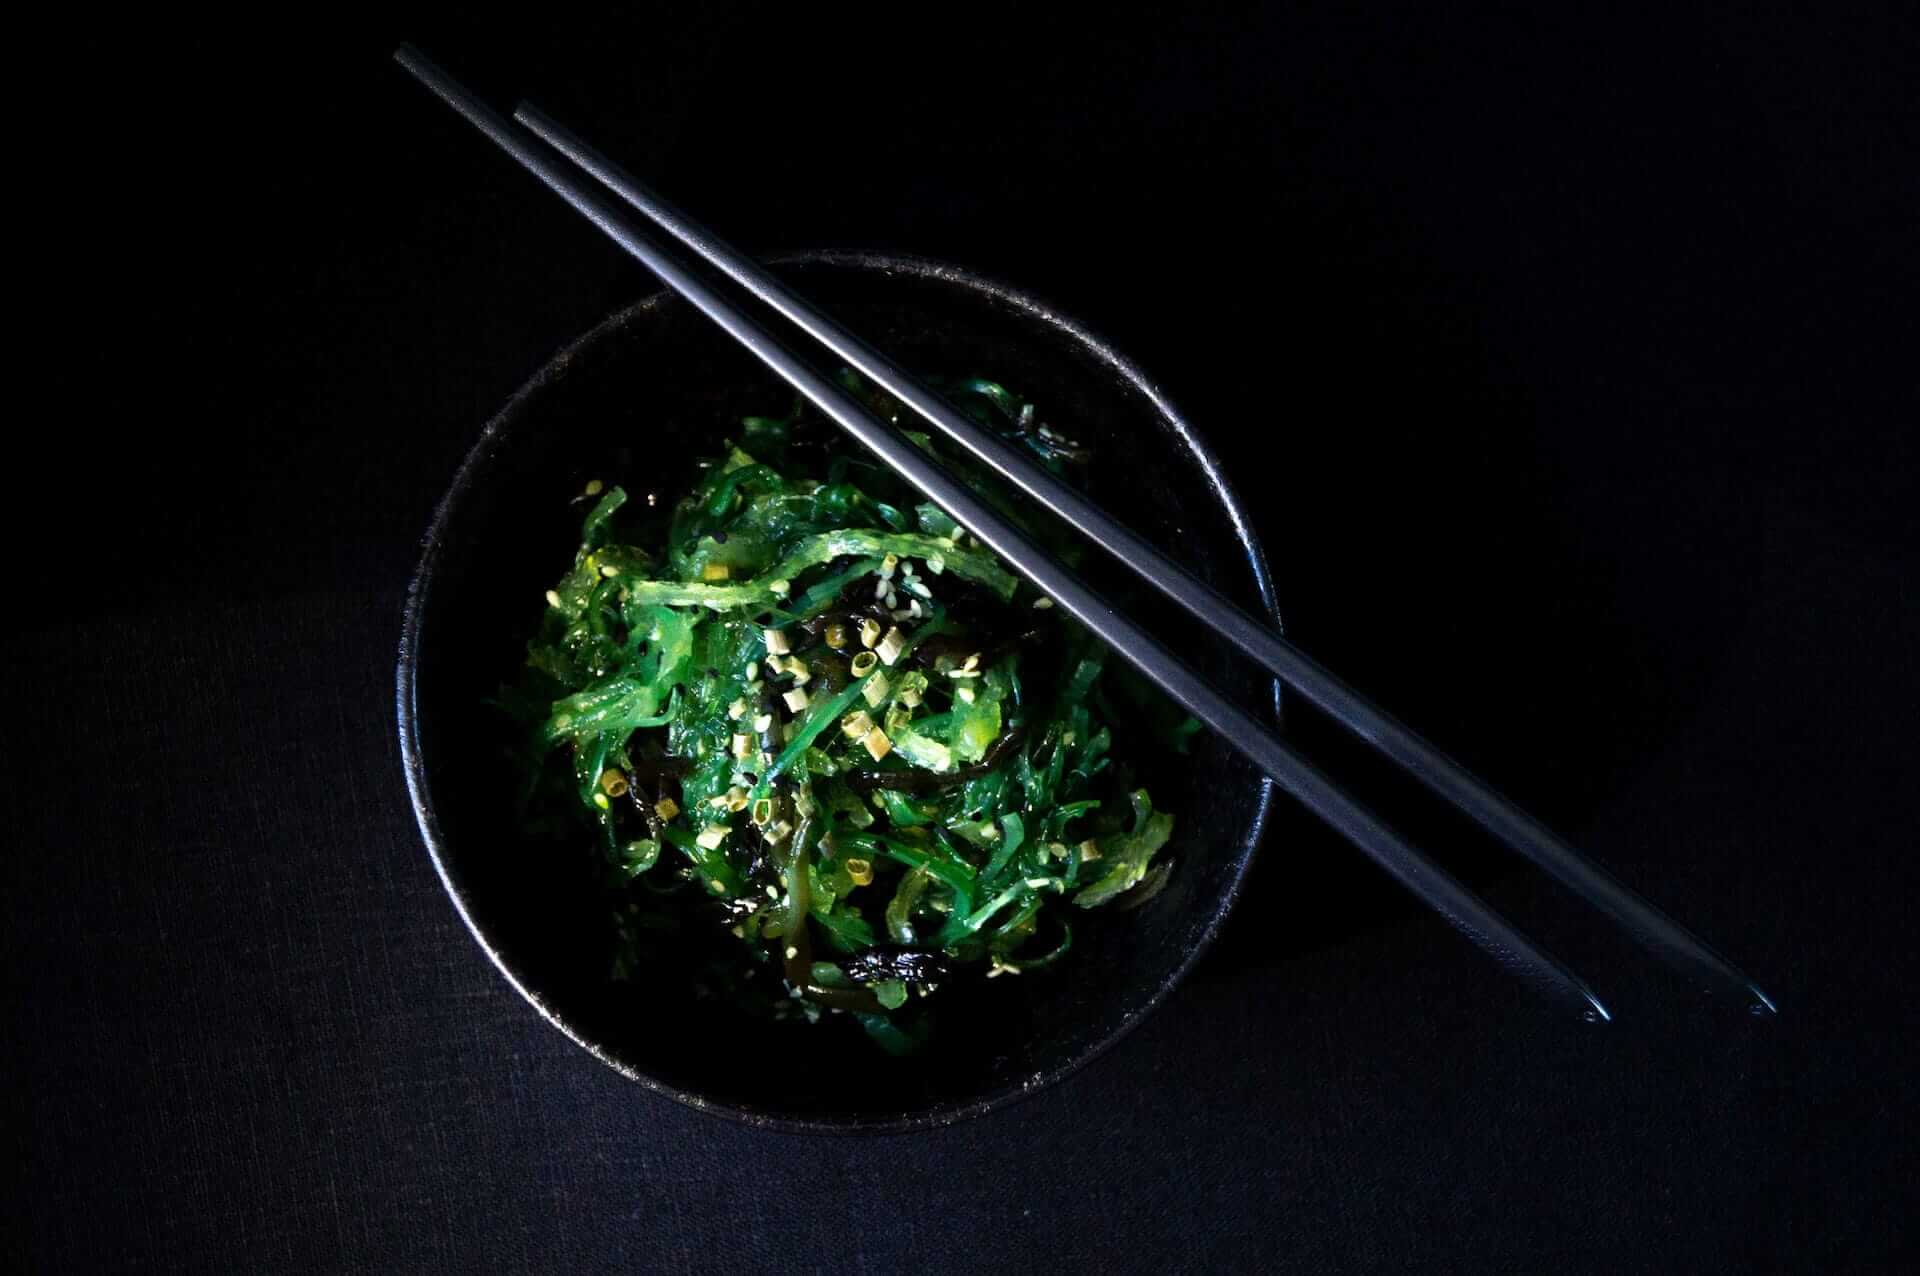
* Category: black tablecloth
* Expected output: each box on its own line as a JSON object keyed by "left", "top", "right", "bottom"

{"left": 13, "top": 11, "right": 1916, "bottom": 1271}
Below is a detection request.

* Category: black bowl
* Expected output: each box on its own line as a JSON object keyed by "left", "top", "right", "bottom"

{"left": 397, "top": 251, "right": 1282, "bottom": 1132}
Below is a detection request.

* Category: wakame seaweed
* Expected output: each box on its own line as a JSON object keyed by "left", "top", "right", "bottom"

{"left": 502, "top": 375, "right": 1184, "bottom": 1050}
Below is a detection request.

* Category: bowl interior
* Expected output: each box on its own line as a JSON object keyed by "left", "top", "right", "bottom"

{"left": 401, "top": 253, "right": 1279, "bottom": 1129}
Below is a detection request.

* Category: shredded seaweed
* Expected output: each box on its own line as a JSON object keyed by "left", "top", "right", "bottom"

{"left": 501, "top": 375, "right": 1189, "bottom": 1050}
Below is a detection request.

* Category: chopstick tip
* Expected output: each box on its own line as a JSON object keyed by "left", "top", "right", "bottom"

{"left": 1580, "top": 988, "right": 1612, "bottom": 1025}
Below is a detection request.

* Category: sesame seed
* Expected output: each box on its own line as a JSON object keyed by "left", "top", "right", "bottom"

{"left": 1032, "top": 596, "right": 1054, "bottom": 609}
{"left": 768, "top": 579, "right": 790, "bottom": 597}
{"left": 584, "top": 478, "right": 604, "bottom": 496}
{"left": 599, "top": 564, "right": 619, "bottom": 578}
{"left": 785, "top": 946, "right": 799, "bottom": 960}
{"left": 744, "top": 661, "right": 759, "bottom": 682}
{"left": 544, "top": 589, "right": 562, "bottom": 608}
{"left": 752, "top": 713, "right": 774, "bottom": 733}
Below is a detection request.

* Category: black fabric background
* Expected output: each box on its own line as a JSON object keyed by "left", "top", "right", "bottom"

{"left": 10, "top": 8, "right": 1918, "bottom": 1271}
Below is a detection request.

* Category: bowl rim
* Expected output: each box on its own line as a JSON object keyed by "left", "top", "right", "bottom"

{"left": 396, "top": 249, "right": 1282, "bottom": 1134}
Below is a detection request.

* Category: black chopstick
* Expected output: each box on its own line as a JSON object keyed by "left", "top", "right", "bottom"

{"left": 397, "top": 46, "right": 1627, "bottom": 1021}
{"left": 509, "top": 104, "right": 1774, "bottom": 1019}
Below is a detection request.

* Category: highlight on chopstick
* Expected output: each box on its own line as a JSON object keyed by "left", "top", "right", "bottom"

{"left": 498, "top": 375, "right": 1198, "bottom": 1052}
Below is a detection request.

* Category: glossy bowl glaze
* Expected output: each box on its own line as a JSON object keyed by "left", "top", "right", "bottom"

{"left": 397, "top": 251, "right": 1281, "bottom": 1132}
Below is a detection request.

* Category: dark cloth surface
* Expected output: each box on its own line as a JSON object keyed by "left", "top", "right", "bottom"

{"left": 11, "top": 9, "right": 1917, "bottom": 1271}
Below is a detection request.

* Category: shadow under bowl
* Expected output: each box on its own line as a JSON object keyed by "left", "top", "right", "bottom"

{"left": 397, "top": 251, "right": 1282, "bottom": 1132}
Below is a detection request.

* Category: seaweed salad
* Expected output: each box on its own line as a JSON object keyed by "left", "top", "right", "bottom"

{"left": 502, "top": 376, "right": 1189, "bottom": 1052}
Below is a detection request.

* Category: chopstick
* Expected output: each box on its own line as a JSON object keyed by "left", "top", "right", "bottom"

{"left": 394, "top": 46, "right": 1759, "bottom": 1019}
{"left": 510, "top": 106, "right": 1775, "bottom": 1019}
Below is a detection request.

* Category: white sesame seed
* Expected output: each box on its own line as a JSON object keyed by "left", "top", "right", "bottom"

{"left": 1032, "top": 596, "right": 1054, "bottom": 609}
{"left": 785, "top": 946, "right": 799, "bottom": 960}
{"left": 744, "top": 661, "right": 759, "bottom": 682}
{"left": 752, "top": 713, "right": 773, "bottom": 733}
{"left": 544, "top": 589, "right": 562, "bottom": 608}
